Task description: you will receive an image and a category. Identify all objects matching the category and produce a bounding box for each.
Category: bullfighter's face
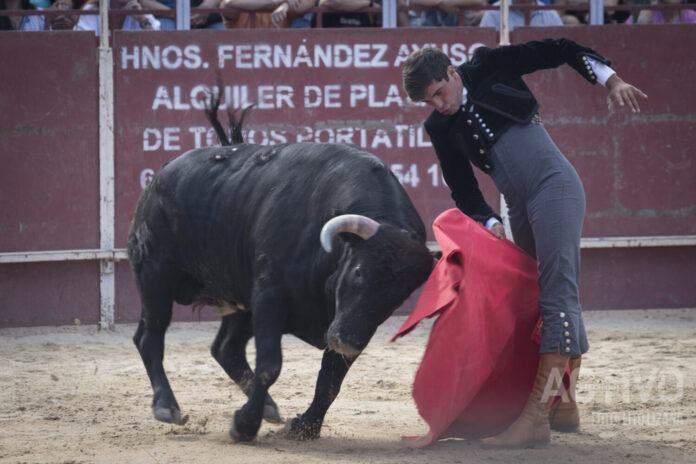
[421,65,464,116]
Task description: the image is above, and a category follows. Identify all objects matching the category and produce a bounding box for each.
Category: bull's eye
[353,266,364,286]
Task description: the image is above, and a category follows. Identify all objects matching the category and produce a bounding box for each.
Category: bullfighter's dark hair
[402,47,452,102]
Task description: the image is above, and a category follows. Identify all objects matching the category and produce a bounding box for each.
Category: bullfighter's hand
[491,222,506,240]
[606,74,648,113]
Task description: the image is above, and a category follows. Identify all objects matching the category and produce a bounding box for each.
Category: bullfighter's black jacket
[424,38,611,224]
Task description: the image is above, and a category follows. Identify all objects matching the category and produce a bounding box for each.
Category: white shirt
[18,7,48,31]
[19,4,160,33]
[75,3,160,35]
[480,0,563,31]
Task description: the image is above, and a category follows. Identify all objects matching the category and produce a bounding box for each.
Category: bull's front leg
[229,285,284,442]
[211,313,282,424]
[285,349,357,440]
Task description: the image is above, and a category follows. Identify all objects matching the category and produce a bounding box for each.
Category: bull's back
[128,142,424,303]
[149,142,412,237]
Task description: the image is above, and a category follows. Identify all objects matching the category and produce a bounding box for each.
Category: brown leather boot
[481,353,569,449]
[549,356,581,432]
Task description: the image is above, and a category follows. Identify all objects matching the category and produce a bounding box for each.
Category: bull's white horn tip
[321,239,333,253]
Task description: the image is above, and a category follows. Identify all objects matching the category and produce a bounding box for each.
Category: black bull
[127,141,434,441]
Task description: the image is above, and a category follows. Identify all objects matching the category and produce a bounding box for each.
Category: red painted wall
[1,27,694,327]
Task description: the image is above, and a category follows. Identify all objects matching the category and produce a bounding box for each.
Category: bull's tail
[203,71,255,146]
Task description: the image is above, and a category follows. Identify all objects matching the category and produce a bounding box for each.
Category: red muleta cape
[392,209,544,447]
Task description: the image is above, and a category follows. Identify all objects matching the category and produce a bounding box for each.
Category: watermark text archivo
[580,367,685,404]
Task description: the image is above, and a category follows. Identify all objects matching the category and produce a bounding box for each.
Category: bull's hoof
[153,405,188,425]
[229,426,256,443]
[263,403,283,424]
[284,415,321,441]
[229,409,258,442]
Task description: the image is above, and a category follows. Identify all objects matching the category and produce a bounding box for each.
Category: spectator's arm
[289,0,315,15]
[408,0,444,5]
[269,0,314,26]
[139,0,171,10]
[223,0,286,10]
[396,0,409,27]
[318,0,372,12]
[191,0,221,27]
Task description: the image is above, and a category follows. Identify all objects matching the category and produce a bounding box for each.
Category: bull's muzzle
[326,331,362,359]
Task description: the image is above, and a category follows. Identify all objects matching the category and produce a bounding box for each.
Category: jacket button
[479,149,485,155]
[484,164,491,170]
[466,119,472,125]
[473,134,479,140]
[488,133,494,138]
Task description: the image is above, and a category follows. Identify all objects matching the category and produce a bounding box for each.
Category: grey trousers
[489,122,589,356]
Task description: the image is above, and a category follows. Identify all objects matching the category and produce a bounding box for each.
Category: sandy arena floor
[1,308,695,464]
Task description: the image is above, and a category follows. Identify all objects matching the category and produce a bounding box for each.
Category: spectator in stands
[397,0,488,27]
[1,0,79,30]
[479,0,563,29]
[0,0,34,30]
[290,10,312,27]
[557,0,629,25]
[221,0,314,28]
[626,0,696,23]
[75,0,160,33]
[314,0,381,27]
[140,0,225,29]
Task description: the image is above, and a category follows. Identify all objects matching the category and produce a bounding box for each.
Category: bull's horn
[320,214,380,252]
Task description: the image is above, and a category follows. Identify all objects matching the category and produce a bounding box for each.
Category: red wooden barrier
[0,32,101,327]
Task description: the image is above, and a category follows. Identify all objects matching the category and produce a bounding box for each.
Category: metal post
[499,0,510,45]
[99,0,116,330]
[176,0,190,30]
[382,0,397,28]
[589,0,604,25]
